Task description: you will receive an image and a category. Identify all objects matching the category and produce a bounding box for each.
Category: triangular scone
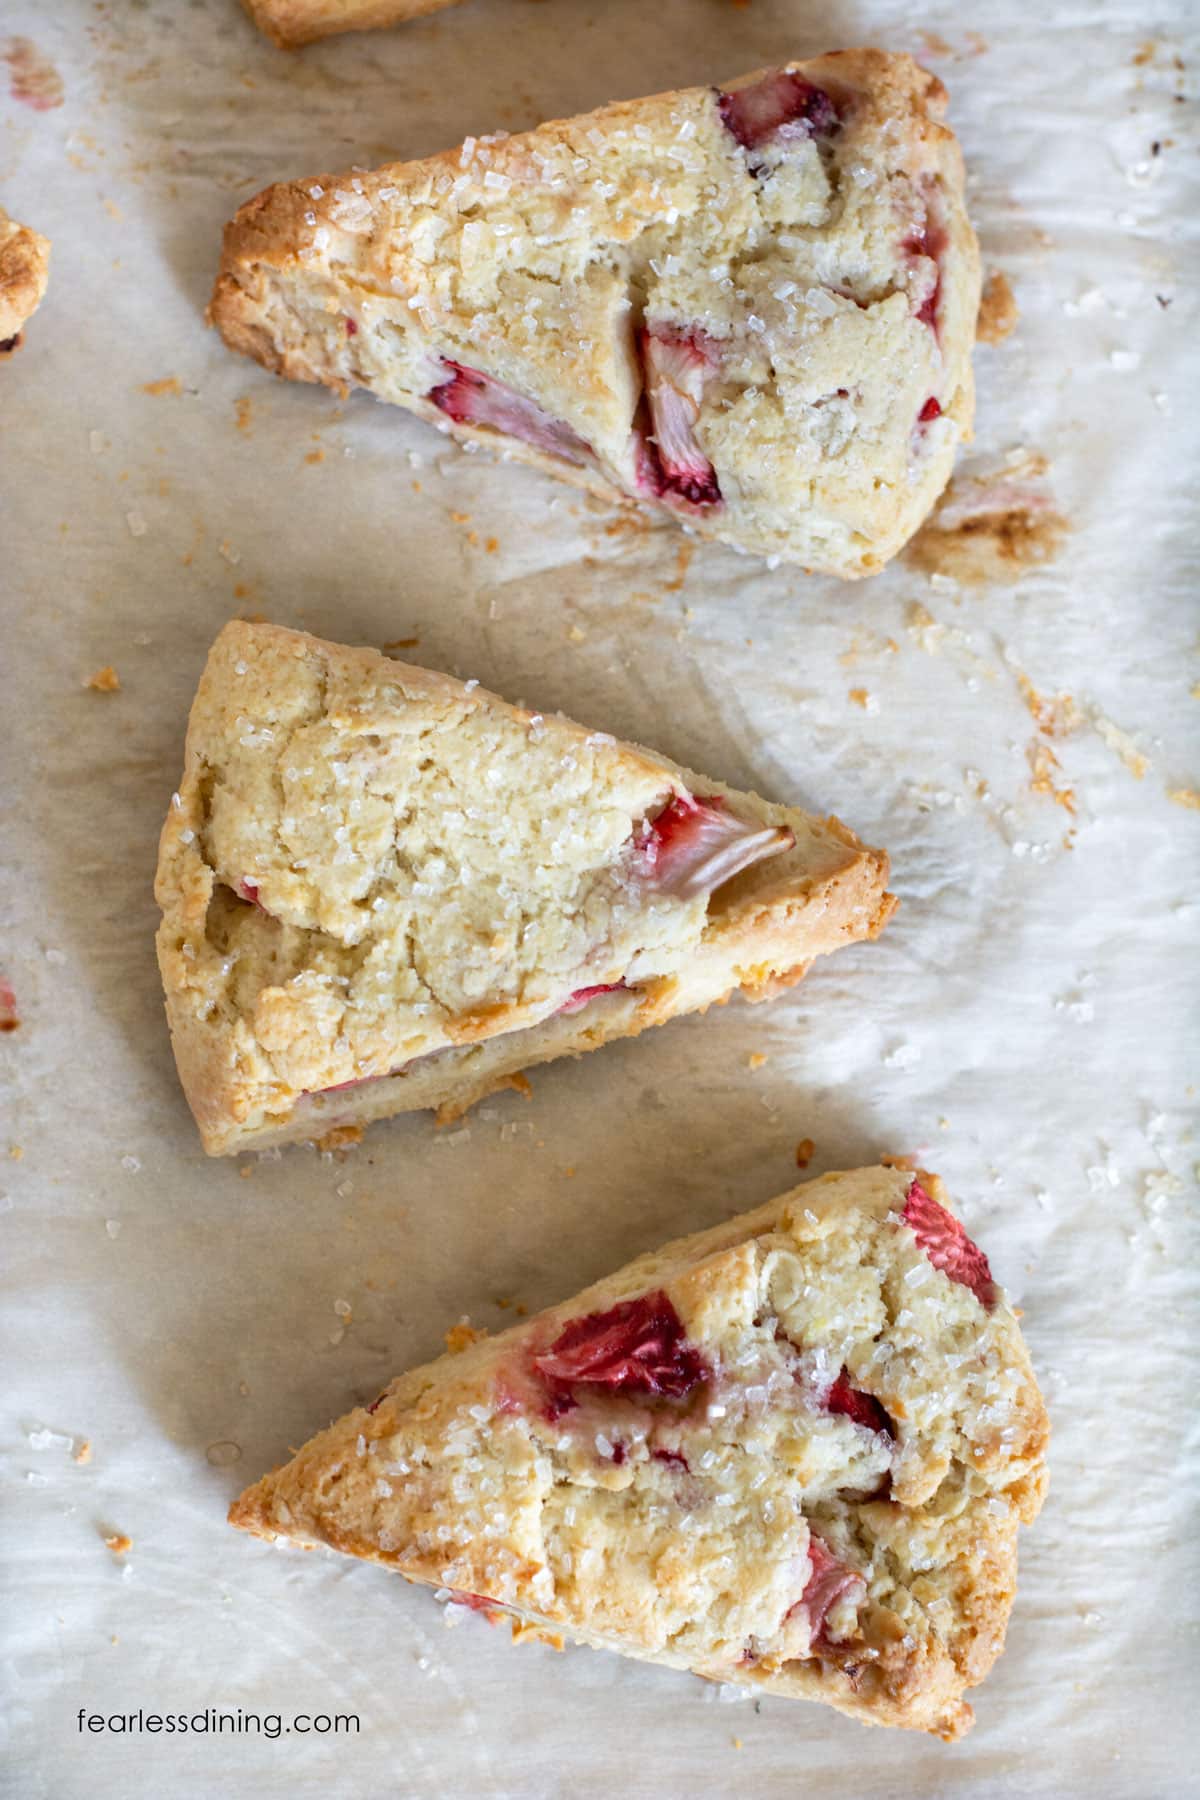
[0,209,50,355]
[242,0,464,50]
[231,1167,1048,1738]
[155,623,893,1154]
[209,51,979,577]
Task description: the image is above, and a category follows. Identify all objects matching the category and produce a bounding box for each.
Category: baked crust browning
[230,1167,1048,1738]
[209,51,980,576]
[0,209,50,354]
[154,623,893,1152]
[242,0,465,49]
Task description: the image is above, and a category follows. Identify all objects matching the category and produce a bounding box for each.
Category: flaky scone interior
[231,1167,1048,1738]
[154,623,893,1154]
[209,51,979,577]
[0,209,50,355]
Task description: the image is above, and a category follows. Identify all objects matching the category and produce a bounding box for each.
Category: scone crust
[242,0,463,48]
[230,1167,1048,1739]
[155,622,893,1152]
[0,210,50,350]
[209,50,979,576]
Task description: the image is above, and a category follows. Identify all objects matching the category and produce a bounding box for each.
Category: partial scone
[209,52,979,577]
[155,623,892,1155]
[231,1166,1048,1738]
[242,0,465,49]
[0,209,50,355]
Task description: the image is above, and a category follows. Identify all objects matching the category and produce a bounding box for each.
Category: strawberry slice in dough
[718,69,840,151]
[429,360,590,466]
[533,1290,708,1400]
[826,1369,895,1438]
[799,1534,867,1647]
[902,1180,996,1310]
[636,327,722,506]
[639,794,794,900]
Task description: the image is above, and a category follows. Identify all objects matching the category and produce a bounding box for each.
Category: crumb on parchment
[795,1138,815,1169]
[85,666,120,692]
[103,1533,132,1556]
[444,1320,487,1355]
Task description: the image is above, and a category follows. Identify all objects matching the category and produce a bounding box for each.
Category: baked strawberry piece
[229,1166,1047,1737]
[209,50,979,577]
[155,622,893,1154]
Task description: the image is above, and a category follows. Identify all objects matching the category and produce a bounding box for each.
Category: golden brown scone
[209,52,980,576]
[154,622,894,1154]
[0,209,50,355]
[241,0,464,48]
[231,1166,1048,1738]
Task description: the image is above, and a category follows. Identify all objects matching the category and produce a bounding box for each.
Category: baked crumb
[141,376,182,397]
[795,1138,815,1169]
[907,457,1067,584]
[103,1533,132,1556]
[1028,742,1076,815]
[747,1051,768,1070]
[85,665,121,693]
[314,1123,364,1152]
[74,1439,92,1464]
[976,272,1018,344]
[444,1320,487,1355]
[1167,786,1200,810]
[8,1143,22,1160]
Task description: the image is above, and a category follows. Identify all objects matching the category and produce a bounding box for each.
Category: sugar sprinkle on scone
[209,51,979,577]
[0,208,50,356]
[241,0,466,50]
[230,1166,1047,1738]
[155,623,894,1154]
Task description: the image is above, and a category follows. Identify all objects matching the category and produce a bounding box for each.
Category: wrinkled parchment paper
[2,1,1197,1794]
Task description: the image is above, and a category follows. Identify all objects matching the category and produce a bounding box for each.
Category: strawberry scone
[0,209,50,356]
[209,52,979,577]
[241,0,465,48]
[230,1166,1048,1737]
[155,622,893,1154]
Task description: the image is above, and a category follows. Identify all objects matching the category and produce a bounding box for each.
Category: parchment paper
[2,1,1197,1794]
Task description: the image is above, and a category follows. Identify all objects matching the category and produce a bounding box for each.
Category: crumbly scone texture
[242,0,463,48]
[231,1166,1048,1738]
[155,623,893,1153]
[0,209,50,350]
[209,50,979,576]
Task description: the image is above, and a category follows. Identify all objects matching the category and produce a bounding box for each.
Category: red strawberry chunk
[797,1534,866,1647]
[533,1290,708,1399]
[826,1368,894,1438]
[556,981,628,1016]
[345,317,358,336]
[904,206,948,335]
[235,877,266,908]
[651,1447,690,1472]
[718,70,839,151]
[428,360,589,465]
[638,793,794,900]
[918,396,942,424]
[902,1180,996,1310]
[636,326,722,507]
[0,976,19,1032]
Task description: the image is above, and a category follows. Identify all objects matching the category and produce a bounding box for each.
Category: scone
[209,52,979,577]
[242,0,465,49]
[155,622,893,1154]
[0,209,50,355]
[230,1166,1048,1738]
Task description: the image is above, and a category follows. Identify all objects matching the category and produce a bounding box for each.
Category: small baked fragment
[241,0,464,48]
[209,51,979,577]
[0,209,50,355]
[230,1166,1048,1737]
[154,622,893,1154]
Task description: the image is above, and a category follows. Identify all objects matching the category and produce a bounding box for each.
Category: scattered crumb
[383,637,420,652]
[313,1123,363,1152]
[976,271,1018,345]
[140,376,181,398]
[0,978,20,1031]
[917,29,953,56]
[881,1153,918,1172]
[444,1320,487,1355]
[485,536,499,553]
[848,687,878,713]
[74,1439,92,1465]
[747,1052,768,1070]
[1132,41,1155,65]
[1028,742,1077,815]
[9,1144,22,1160]
[304,448,325,464]
[732,1737,744,1750]
[449,510,472,524]
[567,624,587,644]
[1167,787,1200,810]
[238,1163,254,1179]
[1016,673,1081,739]
[3,37,64,111]
[235,396,253,433]
[795,1138,815,1169]
[1092,713,1149,780]
[84,665,121,693]
[103,1533,132,1556]
[908,455,1067,584]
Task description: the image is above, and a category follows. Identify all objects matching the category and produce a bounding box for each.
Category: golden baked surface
[210,51,979,576]
[242,0,464,50]
[231,1166,1048,1738]
[0,209,50,352]
[155,623,893,1152]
